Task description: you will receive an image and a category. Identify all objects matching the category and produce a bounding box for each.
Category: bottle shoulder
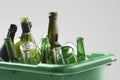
[14,37,21,44]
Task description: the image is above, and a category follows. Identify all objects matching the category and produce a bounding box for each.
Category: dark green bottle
[47,12,61,64]
[77,37,86,61]
[0,24,17,61]
[14,17,35,62]
[5,37,17,62]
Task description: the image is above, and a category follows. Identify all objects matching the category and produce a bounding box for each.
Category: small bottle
[4,37,17,62]
[14,17,35,62]
[47,12,61,64]
[53,47,65,64]
[76,37,86,61]
[62,45,77,64]
[0,24,17,61]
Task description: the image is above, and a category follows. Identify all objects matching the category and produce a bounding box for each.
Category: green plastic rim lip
[0,52,116,75]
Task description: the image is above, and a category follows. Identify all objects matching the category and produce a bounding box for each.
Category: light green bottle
[14,17,36,62]
[76,37,86,62]
[47,12,61,64]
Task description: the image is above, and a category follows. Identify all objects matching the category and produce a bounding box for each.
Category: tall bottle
[76,37,86,61]
[14,17,35,62]
[47,12,61,64]
[0,24,17,61]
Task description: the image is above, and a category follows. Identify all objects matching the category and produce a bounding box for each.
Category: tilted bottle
[47,12,61,64]
[14,17,36,62]
[0,24,17,61]
[40,34,50,63]
[62,45,77,64]
[76,37,86,61]
[4,37,17,62]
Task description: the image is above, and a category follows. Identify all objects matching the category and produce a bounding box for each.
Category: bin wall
[0,67,105,80]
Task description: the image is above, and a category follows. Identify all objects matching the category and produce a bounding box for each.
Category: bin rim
[0,52,116,75]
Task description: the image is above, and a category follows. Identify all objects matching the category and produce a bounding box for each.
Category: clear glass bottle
[53,47,65,64]
[20,42,41,65]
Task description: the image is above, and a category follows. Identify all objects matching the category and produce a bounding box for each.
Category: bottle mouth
[20,18,31,33]
[49,12,57,19]
[77,37,84,42]
[9,24,17,32]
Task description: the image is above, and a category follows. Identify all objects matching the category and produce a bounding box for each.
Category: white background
[0,0,119,80]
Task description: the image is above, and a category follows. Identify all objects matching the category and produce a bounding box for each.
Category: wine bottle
[14,17,35,62]
[76,37,86,61]
[15,17,41,64]
[47,12,61,64]
[0,24,17,61]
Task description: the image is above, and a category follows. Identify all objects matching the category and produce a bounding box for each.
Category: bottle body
[14,33,35,62]
[5,37,17,62]
[62,46,77,64]
[53,47,65,64]
[20,42,41,65]
[77,37,86,61]
[40,34,50,63]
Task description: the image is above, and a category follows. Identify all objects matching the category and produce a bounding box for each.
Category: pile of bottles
[0,12,86,65]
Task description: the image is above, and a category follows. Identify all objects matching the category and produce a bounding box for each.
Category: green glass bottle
[40,34,50,63]
[62,46,77,64]
[76,37,86,61]
[47,12,61,64]
[5,37,17,62]
[14,17,35,62]
[0,24,17,61]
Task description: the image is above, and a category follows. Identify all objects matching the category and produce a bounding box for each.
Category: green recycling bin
[0,52,115,80]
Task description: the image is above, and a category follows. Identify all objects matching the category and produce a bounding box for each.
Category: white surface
[0,0,119,80]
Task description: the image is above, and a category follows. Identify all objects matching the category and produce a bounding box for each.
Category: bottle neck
[20,20,34,42]
[7,29,16,42]
[21,32,34,42]
[48,17,59,43]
